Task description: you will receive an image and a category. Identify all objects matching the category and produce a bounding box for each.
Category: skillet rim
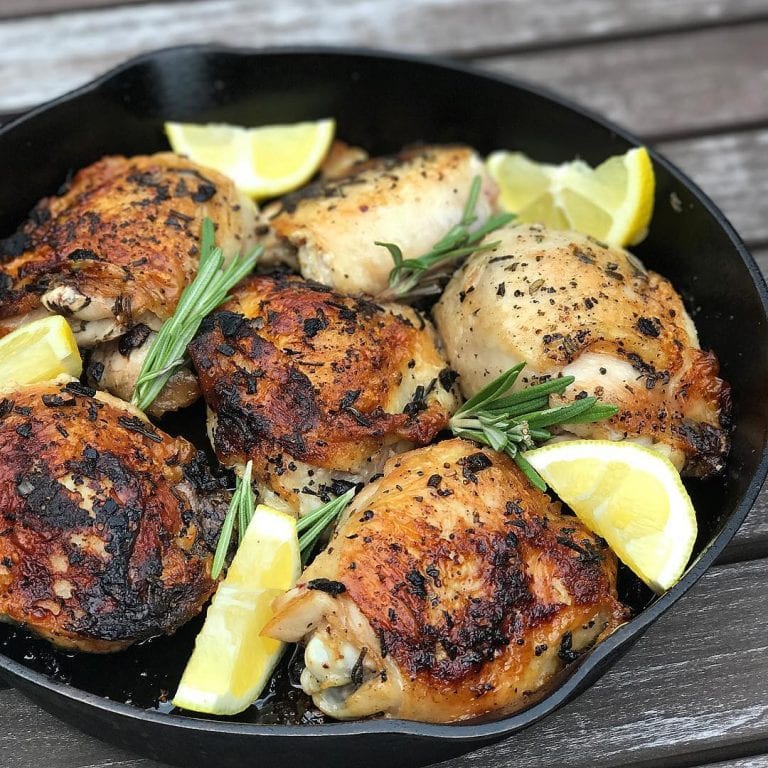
[0,42,766,744]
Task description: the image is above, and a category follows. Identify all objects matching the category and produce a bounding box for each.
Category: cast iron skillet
[0,45,766,768]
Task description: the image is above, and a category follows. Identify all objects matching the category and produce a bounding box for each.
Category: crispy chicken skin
[0,152,257,346]
[188,274,459,516]
[262,145,496,296]
[264,438,627,722]
[433,225,731,477]
[0,377,227,652]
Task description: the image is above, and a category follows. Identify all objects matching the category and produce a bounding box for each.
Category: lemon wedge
[524,440,696,592]
[173,504,302,715]
[165,119,335,200]
[486,147,655,246]
[0,315,82,388]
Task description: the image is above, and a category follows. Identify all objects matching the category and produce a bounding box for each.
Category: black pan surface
[0,45,766,768]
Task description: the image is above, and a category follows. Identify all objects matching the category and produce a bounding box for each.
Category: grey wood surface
[1,1,768,112]
[485,22,768,140]
[1,1,767,767]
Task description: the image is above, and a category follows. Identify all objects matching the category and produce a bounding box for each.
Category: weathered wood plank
[484,21,768,139]
[0,0,166,21]
[700,758,768,768]
[752,247,768,274]
[1,1,768,116]
[2,557,768,768]
[724,482,768,564]
[657,129,768,246]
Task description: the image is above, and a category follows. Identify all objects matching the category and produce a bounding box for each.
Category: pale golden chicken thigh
[264,438,627,722]
[188,274,459,516]
[433,225,731,477]
[262,145,496,296]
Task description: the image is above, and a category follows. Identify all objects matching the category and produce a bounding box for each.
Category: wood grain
[3,0,767,41]
[657,129,768,247]
[0,0,165,20]
[484,22,768,139]
[1,4,767,768]
[752,247,768,273]
[725,484,768,564]
[2,557,767,768]
[0,1,767,119]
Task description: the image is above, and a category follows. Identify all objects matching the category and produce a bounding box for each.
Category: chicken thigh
[86,324,200,419]
[0,152,256,344]
[188,274,459,516]
[0,377,227,652]
[262,145,496,296]
[264,438,627,722]
[0,152,257,413]
[433,225,731,477]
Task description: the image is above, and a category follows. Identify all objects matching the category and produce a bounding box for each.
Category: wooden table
[1,2,767,766]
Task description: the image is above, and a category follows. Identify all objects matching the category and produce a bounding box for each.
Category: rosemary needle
[375,175,515,301]
[296,488,356,564]
[449,363,618,491]
[131,217,261,412]
[212,460,254,580]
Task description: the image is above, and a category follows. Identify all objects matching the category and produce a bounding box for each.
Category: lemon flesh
[0,315,82,388]
[173,504,302,715]
[165,119,335,200]
[524,440,697,592]
[486,147,655,247]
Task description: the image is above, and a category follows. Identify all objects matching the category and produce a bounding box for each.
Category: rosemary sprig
[131,217,261,412]
[212,461,255,579]
[211,473,355,579]
[296,488,355,564]
[375,175,515,301]
[449,363,618,491]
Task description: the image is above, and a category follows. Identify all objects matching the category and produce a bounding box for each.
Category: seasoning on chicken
[264,438,627,722]
[0,153,257,412]
[433,224,731,477]
[0,376,227,652]
[261,145,497,296]
[187,274,459,516]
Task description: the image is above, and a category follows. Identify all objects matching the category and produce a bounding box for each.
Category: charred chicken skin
[0,152,257,414]
[264,438,627,722]
[0,377,227,652]
[188,274,459,516]
[433,225,731,477]
[262,145,496,296]
[0,152,256,345]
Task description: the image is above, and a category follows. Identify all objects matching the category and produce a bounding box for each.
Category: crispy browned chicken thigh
[264,438,627,722]
[0,152,257,413]
[0,377,227,652]
[433,225,731,477]
[262,145,496,296]
[188,274,459,516]
[0,152,256,344]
